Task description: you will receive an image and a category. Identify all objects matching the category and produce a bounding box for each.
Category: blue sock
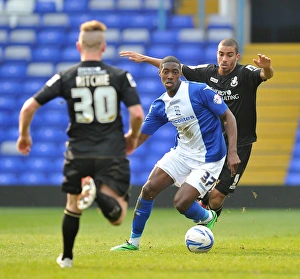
[183,201,209,223]
[130,196,154,238]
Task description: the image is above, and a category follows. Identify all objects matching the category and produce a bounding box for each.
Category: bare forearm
[142,55,162,68]
[19,98,39,136]
[261,66,274,80]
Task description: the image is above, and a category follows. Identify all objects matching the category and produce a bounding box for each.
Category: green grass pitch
[0,207,300,279]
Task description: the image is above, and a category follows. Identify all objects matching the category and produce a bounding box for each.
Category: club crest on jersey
[230,76,238,87]
[213,94,222,104]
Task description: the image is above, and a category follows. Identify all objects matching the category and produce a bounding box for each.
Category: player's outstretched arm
[119,51,162,68]
[253,54,274,80]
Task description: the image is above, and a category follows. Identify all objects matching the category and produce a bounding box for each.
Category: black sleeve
[33,74,63,105]
[182,64,209,83]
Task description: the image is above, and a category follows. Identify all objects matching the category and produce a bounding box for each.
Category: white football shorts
[156,148,225,198]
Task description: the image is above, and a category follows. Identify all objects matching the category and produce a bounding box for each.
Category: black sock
[210,205,223,217]
[95,192,122,222]
[201,191,210,206]
[62,209,81,260]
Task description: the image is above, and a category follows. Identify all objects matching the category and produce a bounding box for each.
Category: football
[185,225,214,253]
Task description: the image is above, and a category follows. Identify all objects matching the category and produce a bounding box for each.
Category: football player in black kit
[119,38,274,220]
[17,20,144,268]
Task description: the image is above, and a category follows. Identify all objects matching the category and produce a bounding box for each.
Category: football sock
[62,209,81,259]
[129,196,154,247]
[211,205,223,217]
[200,191,210,206]
[183,201,209,223]
[95,192,122,222]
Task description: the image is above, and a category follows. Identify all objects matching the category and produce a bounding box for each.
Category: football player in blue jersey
[119,39,274,218]
[110,55,240,251]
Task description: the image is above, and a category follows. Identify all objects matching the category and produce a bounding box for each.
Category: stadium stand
[1,0,298,187]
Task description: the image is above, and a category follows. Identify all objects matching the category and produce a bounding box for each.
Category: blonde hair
[78,20,107,51]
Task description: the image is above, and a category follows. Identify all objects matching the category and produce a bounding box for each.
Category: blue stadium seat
[167,15,195,29]
[25,157,53,172]
[68,14,94,29]
[120,14,158,30]
[30,142,61,157]
[31,46,61,62]
[36,29,66,46]
[34,0,57,14]
[0,173,19,185]
[62,0,89,13]
[151,30,179,44]
[115,61,142,79]
[203,44,218,64]
[136,78,164,95]
[0,79,21,95]
[0,156,23,172]
[0,61,27,77]
[0,95,17,111]
[33,127,68,143]
[18,172,48,185]
[61,46,80,62]
[99,14,122,29]
[47,172,64,186]
[175,44,206,65]
[146,44,176,60]
[23,77,47,95]
[140,63,160,78]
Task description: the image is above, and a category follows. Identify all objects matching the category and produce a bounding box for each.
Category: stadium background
[0,0,299,207]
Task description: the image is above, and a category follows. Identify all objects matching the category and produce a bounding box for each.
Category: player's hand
[124,132,139,155]
[253,54,271,68]
[16,135,32,155]
[119,51,145,63]
[226,152,241,177]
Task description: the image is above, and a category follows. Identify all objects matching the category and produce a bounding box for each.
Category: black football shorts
[62,157,130,198]
[215,144,252,195]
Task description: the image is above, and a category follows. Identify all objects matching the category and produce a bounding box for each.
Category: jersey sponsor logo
[214,89,240,101]
[230,76,238,87]
[46,74,60,87]
[213,94,222,104]
[210,77,218,83]
[77,66,107,75]
[126,73,137,87]
[171,115,195,124]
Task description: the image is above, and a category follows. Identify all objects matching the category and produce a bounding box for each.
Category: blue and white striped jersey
[141,81,228,162]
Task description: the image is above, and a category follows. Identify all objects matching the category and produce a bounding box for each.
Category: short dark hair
[160,56,181,69]
[219,38,239,54]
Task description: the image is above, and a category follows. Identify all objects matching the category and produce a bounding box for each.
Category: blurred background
[0,0,299,200]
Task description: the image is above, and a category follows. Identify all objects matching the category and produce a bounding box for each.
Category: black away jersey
[182,64,264,147]
[34,61,141,158]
